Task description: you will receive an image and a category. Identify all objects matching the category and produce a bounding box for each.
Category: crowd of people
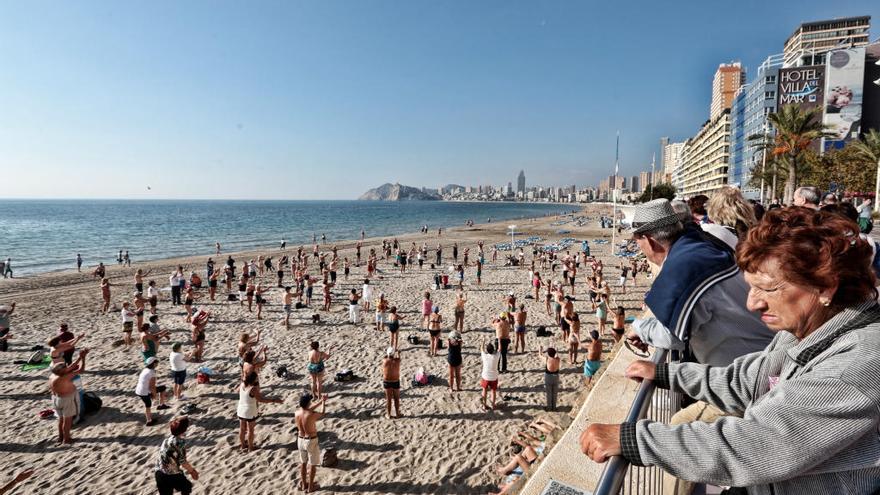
[581,186,880,495]
[0,216,636,494]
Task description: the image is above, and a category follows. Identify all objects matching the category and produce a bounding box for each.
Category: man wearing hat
[381,346,402,419]
[625,198,774,495]
[135,356,170,426]
[0,302,15,352]
[626,198,772,367]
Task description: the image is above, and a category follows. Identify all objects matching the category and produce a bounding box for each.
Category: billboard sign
[823,47,866,151]
[778,65,825,111]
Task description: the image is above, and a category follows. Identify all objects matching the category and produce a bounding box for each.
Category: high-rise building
[630,175,640,194]
[516,170,526,195]
[639,171,652,193]
[711,62,746,120]
[783,16,871,68]
[680,109,732,197]
[729,54,783,200]
[659,137,669,174]
[663,141,685,190]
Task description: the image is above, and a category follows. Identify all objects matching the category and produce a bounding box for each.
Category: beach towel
[21,355,51,372]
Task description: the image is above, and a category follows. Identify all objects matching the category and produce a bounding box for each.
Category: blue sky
[1,1,878,199]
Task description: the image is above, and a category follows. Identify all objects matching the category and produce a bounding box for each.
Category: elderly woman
[581,207,880,494]
[703,186,758,249]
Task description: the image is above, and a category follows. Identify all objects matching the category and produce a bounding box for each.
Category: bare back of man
[382,352,402,418]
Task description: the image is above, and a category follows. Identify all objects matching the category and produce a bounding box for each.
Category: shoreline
[0,202,579,279]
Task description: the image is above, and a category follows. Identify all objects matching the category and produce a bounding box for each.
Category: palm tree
[767,104,833,204]
[850,129,880,212]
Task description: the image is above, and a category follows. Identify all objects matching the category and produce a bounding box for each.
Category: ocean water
[0,200,572,276]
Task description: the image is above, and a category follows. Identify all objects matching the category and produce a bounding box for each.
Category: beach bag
[0,339,6,352]
[27,350,45,365]
[535,326,553,337]
[275,366,289,379]
[295,302,306,309]
[227,293,238,301]
[407,334,419,345]
[335,369,355,382]
[321,448,338,467]
[196,372,210,384]
[82,391,102,414]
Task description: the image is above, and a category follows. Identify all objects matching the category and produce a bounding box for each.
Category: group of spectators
[580,186,880,495]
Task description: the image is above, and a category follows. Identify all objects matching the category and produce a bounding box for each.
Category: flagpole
[611,131,619,257]
[650,152,656,201]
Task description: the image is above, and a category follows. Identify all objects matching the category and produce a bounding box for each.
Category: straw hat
[631,199,683,235]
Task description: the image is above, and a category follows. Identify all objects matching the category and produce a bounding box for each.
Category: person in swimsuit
[428,306,443,357]
[50,349,89,444]
[447,331,463,392]
[611,306,626,343]
[382,347,402,419]
[237,274,247,307]
[375,293,389,332]
[147,281,159,314]
[544,280,554,316]
[566,313,581,365]
[237,371,282,452]
[120,301,136,346]
[100,278,112,314]
[453,292,466,333]
[387,307,402,349]
[254,283,265,320]
[141,323,170,364]
[532,272,542,300]
[190,309,209,362]
[539,346,561,411]
[348,289,360,324]
[281,286,293,328]
[343,257,350,280]
[245,279,255,312]
[583,330,602,384]
[307,342,331,397]
[513,304,528,353]
[474,258,483,286]
[48,331,84,367]
[295,393,327,493]
[456,264,465,290]
[183,286,197,323]
[420,292,433,330]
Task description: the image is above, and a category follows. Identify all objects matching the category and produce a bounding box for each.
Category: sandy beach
[0,204,648,495]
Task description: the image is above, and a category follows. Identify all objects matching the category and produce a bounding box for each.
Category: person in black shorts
[387,307,402,349]
[446,331,463,392]
[381,347,402,419]
[135,357,170,426]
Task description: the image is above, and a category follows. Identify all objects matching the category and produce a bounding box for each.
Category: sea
[0,200,572,276]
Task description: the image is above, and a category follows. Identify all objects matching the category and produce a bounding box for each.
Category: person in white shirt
[121,302,136,346]
[147,281,160,314]
[169,271,182,306]
[169,343,189,400]
[135,357,169,426]
[361,279,373,311]
[479,339,501,410]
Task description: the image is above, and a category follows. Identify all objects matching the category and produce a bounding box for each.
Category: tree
[801,146,874,197]
[767,104,834,204]
[637,183,676,203]
[849,129,880,205]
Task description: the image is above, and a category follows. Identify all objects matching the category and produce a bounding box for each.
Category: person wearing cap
[49,348,89,444]
[0,303,16,352]
[381,347,402,419]
[135,356,171,426]
[492,313,511,373]
[626,198,772,367]
[295,392,327,493]
[446,331,463,392]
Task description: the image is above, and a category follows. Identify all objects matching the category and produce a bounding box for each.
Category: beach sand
[0,205,648,494]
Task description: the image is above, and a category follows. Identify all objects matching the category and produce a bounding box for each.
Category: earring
[820,298,831,307]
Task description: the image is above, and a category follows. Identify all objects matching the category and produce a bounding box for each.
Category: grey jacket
[621,300,880,495]
[632,273,774,367]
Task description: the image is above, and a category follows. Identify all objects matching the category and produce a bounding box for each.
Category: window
[764,91,775,100]
[764,75,776,84]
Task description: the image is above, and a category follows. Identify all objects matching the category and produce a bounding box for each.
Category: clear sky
[1,1,878,200]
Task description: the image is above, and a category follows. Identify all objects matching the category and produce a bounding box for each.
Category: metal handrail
[593,348,669,495]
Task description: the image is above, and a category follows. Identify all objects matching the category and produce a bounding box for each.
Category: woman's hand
[625,360,656,382]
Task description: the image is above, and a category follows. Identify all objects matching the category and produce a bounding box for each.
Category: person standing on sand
[100,278,112,314]
[539,346,561,411]
[386,307,402,349]
[121,301,136,346]
[428,306,443,357]
[375,293,389,332]
[420,292,432,330]
[295,393,327,493]
[208,269,219,301]
[215,242,221,255]
[513,304,528,353]
[169,343,189,401]
[453,292,466,333]
[237,371,283,452]
[307,342,331,397]
[493,314,511,373]
[479,340,501,410]
[154,416,199,495]
[382,347,402,419]
[583,330,602,385]
[169,269,182,306]
[0,303,15,352]
[136,356,171,426]
[281,287,293,328]
[76,254,83,272]
[361,279,372,311]
[3,258,11,278]
[447,331,463,392]
[93,262,105,279]
[49,348,88,444]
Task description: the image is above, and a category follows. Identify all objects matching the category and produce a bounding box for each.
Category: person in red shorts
[479,339,501,410]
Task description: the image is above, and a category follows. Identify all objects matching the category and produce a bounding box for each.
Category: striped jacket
[621,300,880,495]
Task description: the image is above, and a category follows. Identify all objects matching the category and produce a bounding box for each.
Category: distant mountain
[441,184,466,193]
[358,183,442,201]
